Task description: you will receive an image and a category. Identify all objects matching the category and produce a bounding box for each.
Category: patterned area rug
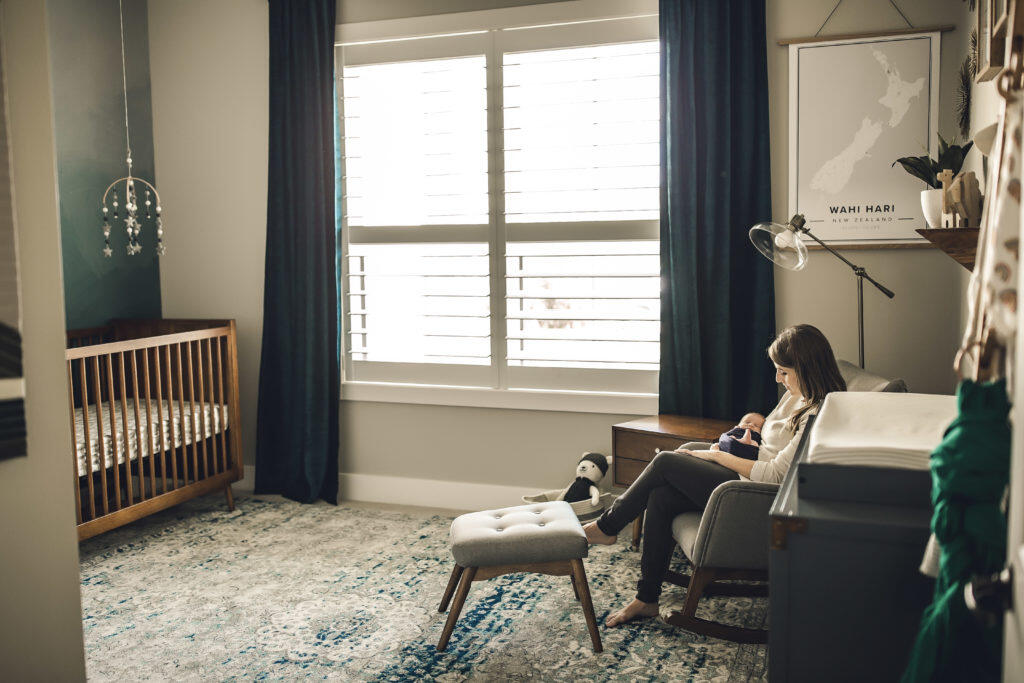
[79,496,768,681]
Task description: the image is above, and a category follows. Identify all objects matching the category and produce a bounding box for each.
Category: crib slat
[214,336,227,474]
[163,344,179,489]
[201,338,216,473]
[151,346,168,492]
[193,340,210,478]
[105,353,122,511]
[68,361,83,524]
[185,341,202,481]
[130,350,146,500]
[175,343,190,485]
[77,358,97,521]
[91,356,110,516]
[118,351,134,506]
[141,348,157,496]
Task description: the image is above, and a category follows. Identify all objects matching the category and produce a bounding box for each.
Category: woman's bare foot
[605,598,660,627]
[583,521,617,545]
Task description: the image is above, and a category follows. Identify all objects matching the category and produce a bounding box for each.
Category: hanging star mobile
[100,0,164,258]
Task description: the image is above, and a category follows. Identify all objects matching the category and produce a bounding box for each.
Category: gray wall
[50,0,162,331]
[0,0,87,678]
[148,0,268,468]
[150,0,975,493]
[768,0,972,395]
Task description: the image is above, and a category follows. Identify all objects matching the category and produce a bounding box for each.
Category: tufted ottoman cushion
[450,501,589,567]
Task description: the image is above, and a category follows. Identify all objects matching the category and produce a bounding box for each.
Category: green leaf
[893,136,975,188]
[892,155,938,188]
[936,140,974,176]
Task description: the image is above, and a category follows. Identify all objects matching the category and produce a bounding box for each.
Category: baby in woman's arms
[674,412,766,461]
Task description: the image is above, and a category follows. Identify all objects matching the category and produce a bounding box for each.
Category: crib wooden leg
[224,484,235,511]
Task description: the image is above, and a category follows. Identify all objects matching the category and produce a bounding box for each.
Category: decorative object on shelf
[788,28,940,245]
[749,214,895,368]
[938,169,983,228]
[99,0,164,258]
[892,134,974,228]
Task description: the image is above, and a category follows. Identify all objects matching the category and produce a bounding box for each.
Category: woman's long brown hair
[768,324,846,429]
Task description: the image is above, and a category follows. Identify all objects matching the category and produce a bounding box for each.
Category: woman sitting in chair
[584,323,845,627]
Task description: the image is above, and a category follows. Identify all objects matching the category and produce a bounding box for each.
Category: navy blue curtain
[255,0,339,503]
[658,0,776,418]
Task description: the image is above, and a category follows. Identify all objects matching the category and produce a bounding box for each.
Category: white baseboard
[339,472,548,511]
[235,465,546,512]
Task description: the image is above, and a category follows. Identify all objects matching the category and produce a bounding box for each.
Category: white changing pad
[806,392,957,470]
[74,399,229,475]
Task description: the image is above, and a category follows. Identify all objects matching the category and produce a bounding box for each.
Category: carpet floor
[79,495,768,681]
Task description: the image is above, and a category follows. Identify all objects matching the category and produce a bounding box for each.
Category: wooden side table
[612,414,735,550]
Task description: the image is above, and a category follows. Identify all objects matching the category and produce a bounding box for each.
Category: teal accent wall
[48,0,161,331]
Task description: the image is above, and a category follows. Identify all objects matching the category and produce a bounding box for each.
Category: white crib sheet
[74,399,229,475]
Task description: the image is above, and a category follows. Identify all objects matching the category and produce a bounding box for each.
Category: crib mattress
[74,399,229,475]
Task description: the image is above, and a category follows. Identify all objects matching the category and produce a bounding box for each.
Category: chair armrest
[690,480,779,570]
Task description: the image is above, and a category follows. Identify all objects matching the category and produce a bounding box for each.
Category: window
[337,6,659,404]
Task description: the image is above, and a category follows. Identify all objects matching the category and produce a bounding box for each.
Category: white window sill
[341,381,657,415]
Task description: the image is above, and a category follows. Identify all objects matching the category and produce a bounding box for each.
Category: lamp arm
[797,225,896,299]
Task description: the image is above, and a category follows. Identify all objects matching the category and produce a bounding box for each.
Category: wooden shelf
[915,228,980,271]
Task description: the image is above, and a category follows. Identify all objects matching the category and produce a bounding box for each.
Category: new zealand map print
[790,33,939,243]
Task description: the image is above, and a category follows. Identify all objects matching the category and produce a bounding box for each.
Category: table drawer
[613,430,695,463]
[614,457,649,487]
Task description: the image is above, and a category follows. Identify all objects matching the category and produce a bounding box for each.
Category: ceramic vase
[921,188,943,228]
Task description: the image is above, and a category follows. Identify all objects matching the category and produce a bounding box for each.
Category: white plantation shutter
[347,243,490,366]
[338,11,660,394]
[502,41,659,223]
[505,241,659,371]
[342,55,488,226]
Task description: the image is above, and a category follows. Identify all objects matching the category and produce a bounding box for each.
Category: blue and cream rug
[79,496,767,681]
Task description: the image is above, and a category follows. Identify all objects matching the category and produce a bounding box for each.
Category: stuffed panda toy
[557,452,609,506]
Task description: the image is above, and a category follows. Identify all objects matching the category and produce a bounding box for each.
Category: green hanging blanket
[902,379,1010,683]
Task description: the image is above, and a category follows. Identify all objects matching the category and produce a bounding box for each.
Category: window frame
[336,0,660,415]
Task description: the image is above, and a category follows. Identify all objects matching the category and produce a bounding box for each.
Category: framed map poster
[789,32,940,245]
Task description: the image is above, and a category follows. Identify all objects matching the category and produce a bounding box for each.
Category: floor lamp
[748,214,895,369]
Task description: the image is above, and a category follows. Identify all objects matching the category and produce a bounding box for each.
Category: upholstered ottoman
[437,501,602,652]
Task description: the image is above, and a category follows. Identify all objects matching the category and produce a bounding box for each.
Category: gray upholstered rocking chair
[661,361,907,643]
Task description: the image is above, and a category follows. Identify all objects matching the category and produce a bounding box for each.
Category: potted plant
[892,134,974,228]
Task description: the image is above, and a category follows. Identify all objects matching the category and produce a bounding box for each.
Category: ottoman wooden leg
[437,566,477,651]
[570,573,581,601]
[570,558,603,653]
[439,565,465,613]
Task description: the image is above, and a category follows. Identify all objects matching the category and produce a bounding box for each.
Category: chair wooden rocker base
[663,567,769,643]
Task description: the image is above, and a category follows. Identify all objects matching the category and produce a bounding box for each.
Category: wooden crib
[66,319,243,540]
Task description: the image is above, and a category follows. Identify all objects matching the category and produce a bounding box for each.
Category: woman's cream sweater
[746,391,814,484]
